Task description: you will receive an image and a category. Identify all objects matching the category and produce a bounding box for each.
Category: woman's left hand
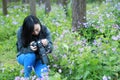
[41,39,48,46]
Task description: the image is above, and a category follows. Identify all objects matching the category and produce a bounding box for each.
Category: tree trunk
[30,0,36,16]
[45,0,51,14]
[2,0,8,15]
[72,0,86,32]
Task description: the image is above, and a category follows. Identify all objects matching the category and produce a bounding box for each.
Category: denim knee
[24,53,36,66]
[17,53,36,66]
[17,54,25,65]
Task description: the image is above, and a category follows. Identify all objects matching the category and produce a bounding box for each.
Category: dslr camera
[31,41,49,64]
[31,41,42,48]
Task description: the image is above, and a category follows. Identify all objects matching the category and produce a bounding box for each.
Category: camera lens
[32,42,37,47]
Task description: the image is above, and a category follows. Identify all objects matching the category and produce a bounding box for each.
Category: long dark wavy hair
[21,15,42,47]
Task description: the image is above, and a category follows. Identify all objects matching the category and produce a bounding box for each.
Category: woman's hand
[41,39,48,46]
[30,41,37,51]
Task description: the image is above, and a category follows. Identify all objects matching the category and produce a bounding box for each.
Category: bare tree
[30,0,36,16]
[45,0,51,14]
[2,0,8,15]
[72,0,86,32]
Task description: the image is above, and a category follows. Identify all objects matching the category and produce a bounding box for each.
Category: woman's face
[32,24,41,36]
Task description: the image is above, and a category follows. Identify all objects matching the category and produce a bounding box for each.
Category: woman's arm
[43,26,53,53]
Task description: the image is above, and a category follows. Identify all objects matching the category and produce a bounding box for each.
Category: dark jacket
[16,25,53,57]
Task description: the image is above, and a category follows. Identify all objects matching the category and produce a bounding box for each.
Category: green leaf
[83,71,90,79]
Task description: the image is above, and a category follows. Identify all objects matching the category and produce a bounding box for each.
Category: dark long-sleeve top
[16,25,53,57]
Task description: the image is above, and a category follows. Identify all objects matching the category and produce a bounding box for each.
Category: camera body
[31,41,49,64]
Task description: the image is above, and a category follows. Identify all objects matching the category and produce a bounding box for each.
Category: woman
[16,15,53,79]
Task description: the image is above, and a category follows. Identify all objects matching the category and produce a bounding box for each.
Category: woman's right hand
[30,41,37,51]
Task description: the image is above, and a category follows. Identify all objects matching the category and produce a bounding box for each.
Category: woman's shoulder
[41,25,47,30]
[17,26,22,32]
[41,25,50,33]
[17,26,22,36]
[42,25,50,31]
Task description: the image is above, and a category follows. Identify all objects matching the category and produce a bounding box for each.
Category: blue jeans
[17,53,48,78]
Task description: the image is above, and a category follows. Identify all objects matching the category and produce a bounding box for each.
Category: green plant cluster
[49,2,120,80]
[0,1,120,80]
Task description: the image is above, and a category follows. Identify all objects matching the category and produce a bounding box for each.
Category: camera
[31,41,49,64]
[31,41,42,48]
